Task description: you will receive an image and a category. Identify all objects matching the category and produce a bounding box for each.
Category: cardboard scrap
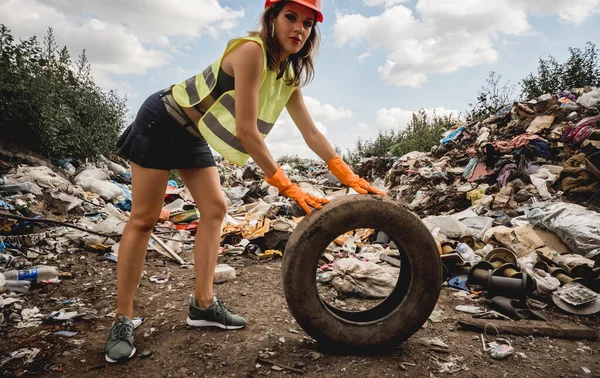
[493,185,518,209]
[536,247,555,259]
[485,224,545,257]
[526,115,555,134]
[533,229,571,255]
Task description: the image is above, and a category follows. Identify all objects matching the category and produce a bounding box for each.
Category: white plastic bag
[577,88,600,108]
[75,168,122,200]
[518,255,560,295]
[330,258,396,298]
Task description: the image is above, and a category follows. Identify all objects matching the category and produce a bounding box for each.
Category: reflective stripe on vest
[172,36,296,166]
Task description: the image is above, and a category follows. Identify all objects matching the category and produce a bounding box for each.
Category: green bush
[0,25,126,161]
[389,110,456,157]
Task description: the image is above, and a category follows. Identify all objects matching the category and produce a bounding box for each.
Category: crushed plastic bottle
[456,243,482,266]
[2,266,59,282]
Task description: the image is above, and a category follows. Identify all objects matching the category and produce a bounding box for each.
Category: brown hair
[249,0,320,87]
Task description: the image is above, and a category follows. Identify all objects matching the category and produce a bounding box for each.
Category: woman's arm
[228,41,278,178]
[287,88,387,196]
[285,88,337,161]
[227,42,329,213]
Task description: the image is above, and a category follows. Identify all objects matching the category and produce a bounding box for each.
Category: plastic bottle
[5,280,31,293]
[0,273,5,294]
[456,243,475,260]
[2,266,59,282]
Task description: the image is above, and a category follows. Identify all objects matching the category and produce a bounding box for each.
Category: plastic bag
[482,326,514,360]
[488,339,514,359]
[75,168,122,200]
[330,258,396,298]
[528,165,563,200]
[523,202,600,256]
[577,88,600,108]
[518,255,561,295]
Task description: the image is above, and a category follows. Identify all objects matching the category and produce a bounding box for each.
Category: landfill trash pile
[0,86,599,373]
[354,87,600,217]
[350,86,600,321]
[0,147,368,343]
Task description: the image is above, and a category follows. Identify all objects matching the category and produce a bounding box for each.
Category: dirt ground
[1,248,599,378]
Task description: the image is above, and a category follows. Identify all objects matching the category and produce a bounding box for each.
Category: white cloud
[376,107,460,131]
[265,117,314,158]
[0,0,244,89]
[334,0,600,87]
[514,0,600,24]
[303,96,353,121]
[358,51,372,62]
[264,97,351,158]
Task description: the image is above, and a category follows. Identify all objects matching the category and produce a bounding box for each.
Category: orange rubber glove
[327,156,388,196]
[265,166,329,214]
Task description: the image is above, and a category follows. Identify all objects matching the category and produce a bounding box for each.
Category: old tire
[282,195,441,351]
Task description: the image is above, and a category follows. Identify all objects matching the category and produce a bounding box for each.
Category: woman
[105,0,385,363]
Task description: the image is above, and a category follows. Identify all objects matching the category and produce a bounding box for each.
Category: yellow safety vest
[172,36,297,166]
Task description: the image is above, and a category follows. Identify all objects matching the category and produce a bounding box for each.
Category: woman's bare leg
[177,166,227,308]
[116,162,171,318]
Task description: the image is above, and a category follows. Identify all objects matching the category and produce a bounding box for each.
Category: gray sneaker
[105,314,136,363]
[187,296,246,330]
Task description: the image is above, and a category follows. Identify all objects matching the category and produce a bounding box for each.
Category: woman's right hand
[265,166,329,214]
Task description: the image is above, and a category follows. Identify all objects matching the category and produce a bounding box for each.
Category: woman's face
[273,2,315,57]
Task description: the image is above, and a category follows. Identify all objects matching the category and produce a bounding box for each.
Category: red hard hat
[265,0,323,23]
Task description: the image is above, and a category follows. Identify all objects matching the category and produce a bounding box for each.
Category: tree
[467,71,515,121]
[521,42,600,99]
[334,145,342,156]
[344,130,401,166]
[344,110,458,166]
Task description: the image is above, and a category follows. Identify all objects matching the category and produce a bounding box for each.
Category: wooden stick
[150,233,185,265]
[256,358,304,375]
[0,211,120,238]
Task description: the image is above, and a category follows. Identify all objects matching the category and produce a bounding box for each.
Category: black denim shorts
[116,90,216,170]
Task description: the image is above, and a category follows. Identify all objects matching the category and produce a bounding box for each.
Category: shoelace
[213,300,232,328]
[111,320,133,343]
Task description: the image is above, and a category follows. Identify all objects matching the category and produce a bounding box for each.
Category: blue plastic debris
[441,127,465,145]
[448,274,469,291]
[0,200,14,211]
[495,104,512,116]
[54,331,78,337]
[113,182,132,212]
[104,252,117,263]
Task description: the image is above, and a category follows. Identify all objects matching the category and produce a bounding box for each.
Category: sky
[2,0,600,159]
